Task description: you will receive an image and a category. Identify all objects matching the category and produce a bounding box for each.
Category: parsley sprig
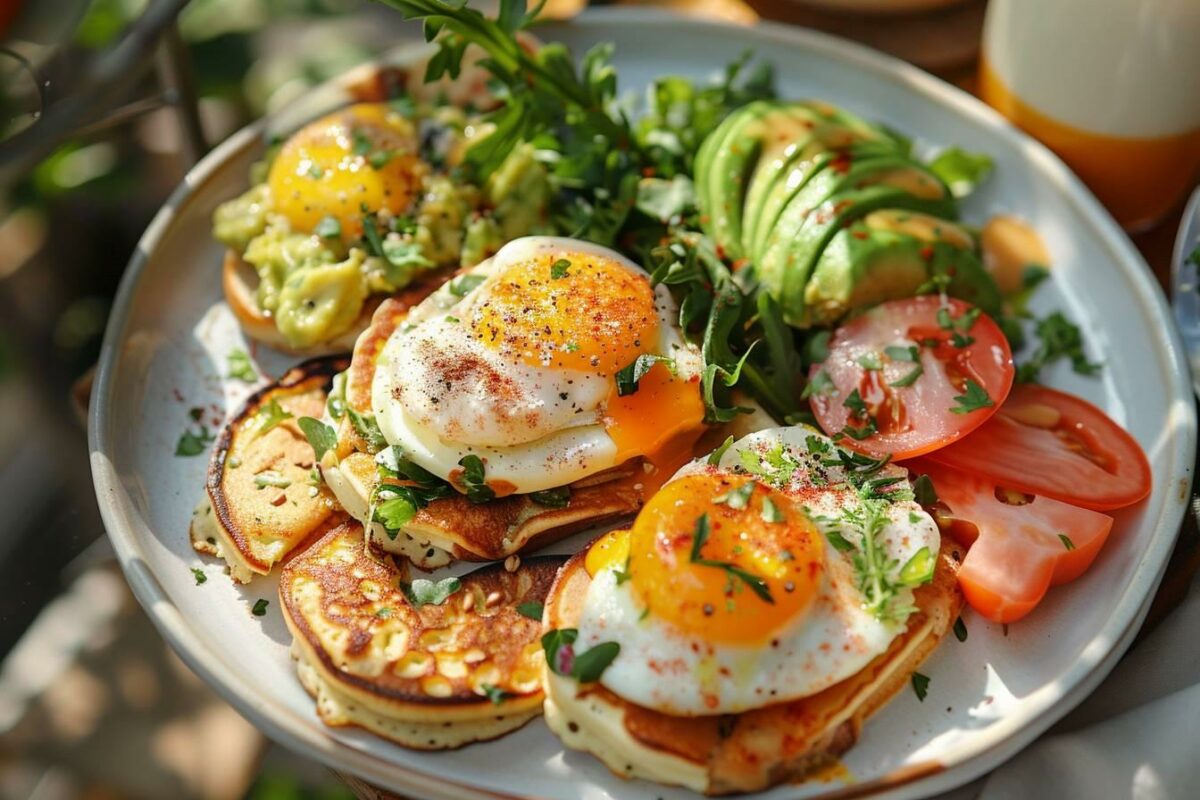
[1016,311,1102,383]
[689,514,774,604]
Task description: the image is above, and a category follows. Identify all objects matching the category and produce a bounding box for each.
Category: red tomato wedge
[927,384,1151,511]
[911,459,1114,623]
[807,297,1014,460]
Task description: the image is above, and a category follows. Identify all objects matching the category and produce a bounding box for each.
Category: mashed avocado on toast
[212,101,551,350]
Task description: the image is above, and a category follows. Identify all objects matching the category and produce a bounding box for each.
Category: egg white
[575,425,940,716]
[372,236,701,495]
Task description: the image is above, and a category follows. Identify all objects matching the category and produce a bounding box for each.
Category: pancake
[542,542,964,795]
[189,356,349,582]
[324,450,646,569]
[323,284,670,569]
[279,520,566,749]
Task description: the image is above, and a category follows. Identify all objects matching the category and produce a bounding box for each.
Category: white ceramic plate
[89,9,1196,799]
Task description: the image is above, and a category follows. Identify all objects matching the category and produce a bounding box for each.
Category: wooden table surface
[343,2,1199,796]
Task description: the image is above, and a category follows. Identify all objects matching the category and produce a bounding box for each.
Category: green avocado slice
[744,138,902,266]
[741,105,895,261]
[694,100,776,258]
[757,156,956,326]
[696,101,829,261]
[801,210,1001,327]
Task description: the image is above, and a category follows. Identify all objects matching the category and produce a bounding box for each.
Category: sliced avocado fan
[757,154,958,326]
[694,100,1000,328]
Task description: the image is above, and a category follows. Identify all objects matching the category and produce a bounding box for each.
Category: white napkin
[964,569,1200,800]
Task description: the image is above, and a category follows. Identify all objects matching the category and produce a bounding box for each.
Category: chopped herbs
[191,568,207,586]
[842,389,877,438]
[801,369,835,399]
[347,407,388,452]
[175,426,214,457]
[449,273,486,297]
[825,530,856,553]
[516,602,544,621]
[370,447,456,538]
[857,352,883,371]
[761,496,785,523]
[541,628,621,683]
[226,348,257,382]
[738,443,801,489]
[884,345,919,362]
[911,671,930,701]
[298,417,338,462]
[950,380,994,414]
[315,215,342,239]
[253,471,291,489]
[689,514,774,604]
[1016,311,1102,383]
[708,435,734,466]
[251,599,269,617]
[374,494,420,532]
[571,641,622,683]
[402,577,462,608]
[375,607,393,619]
[351,128,373,156]
[253,398,293,438]
[326,373,347,421]
[1059,533,1076,551]
[889,364,924,388]
[912,474,937,507]
[714,481,755,509]
[368,149,395,169]
[481,683,513,705]
[928,147,993,198]
[953,616,968,642]
[615,354,676,396]
[456,455,495,504]
[550,258,571,279]
[613,555,632,585]
[530,486,571,508]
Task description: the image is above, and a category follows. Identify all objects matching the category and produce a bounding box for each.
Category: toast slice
[222,250,452,356]
[542,542,964,794]
[279,520,566,749]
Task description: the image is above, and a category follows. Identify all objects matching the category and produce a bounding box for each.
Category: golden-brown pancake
[190,355,349,582]
[279,520,566,749]
[325,450,646,569]
[541,543,964,795]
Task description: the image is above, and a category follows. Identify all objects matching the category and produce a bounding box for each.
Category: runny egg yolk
[467,252,706,467]
[267,103,423,239]
[615,474,823,645]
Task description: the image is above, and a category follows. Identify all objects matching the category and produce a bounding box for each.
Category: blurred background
[0,1,1191,798]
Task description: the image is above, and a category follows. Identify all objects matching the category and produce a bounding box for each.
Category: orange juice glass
[980,0,1200,231]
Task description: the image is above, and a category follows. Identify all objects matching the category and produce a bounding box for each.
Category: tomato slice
[926,384,1151,511]
[807,297,1014,460]
[910,459,1114,623]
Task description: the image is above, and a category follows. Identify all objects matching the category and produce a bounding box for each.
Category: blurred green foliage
[244,770,356,800]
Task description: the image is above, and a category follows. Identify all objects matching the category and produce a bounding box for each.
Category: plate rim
[88,8,1197,799]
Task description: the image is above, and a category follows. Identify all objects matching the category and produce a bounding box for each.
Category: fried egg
[575,426,940,716]
[267,103,425,239]
[371,237,705,495]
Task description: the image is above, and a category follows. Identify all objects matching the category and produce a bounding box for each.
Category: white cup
[981,0,1200,231]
